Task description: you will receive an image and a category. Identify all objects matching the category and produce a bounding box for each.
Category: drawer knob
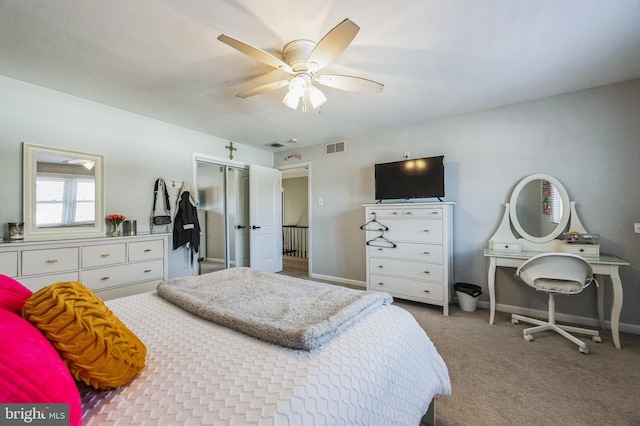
[423,271,431,275]
[392,212,398,215]
[377,283,384,286]
[431,211,438,215]
[423,251,430,255]
[423,229,430,233]
[405,212,412,215]
[377,265,383,268]
[377,248,383,251]
[144,269,152,273]
[46,259,58,264]
[101,276,110,281]
[144,249,152,252]
[424,290,431,293]
[101,253,110,257]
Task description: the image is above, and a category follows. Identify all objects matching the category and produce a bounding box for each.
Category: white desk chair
[511,252,601,354]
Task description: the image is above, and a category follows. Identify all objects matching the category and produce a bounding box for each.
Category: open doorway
[280,164,310,278]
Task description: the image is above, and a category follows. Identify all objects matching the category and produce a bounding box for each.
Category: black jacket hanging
[173,182,200,260]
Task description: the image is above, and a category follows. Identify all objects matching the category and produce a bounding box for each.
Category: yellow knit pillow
[22,281,146,390]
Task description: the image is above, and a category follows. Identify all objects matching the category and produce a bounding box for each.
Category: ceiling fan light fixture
[288,76,306,97]
[308,85,327,109]
[283,90,300,110]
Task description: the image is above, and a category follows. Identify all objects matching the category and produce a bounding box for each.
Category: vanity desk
[485,174,629,349]
[484,249,629,349]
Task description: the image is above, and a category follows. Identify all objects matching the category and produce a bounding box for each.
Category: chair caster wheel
[523,334,533,342]
[579,346,589,355]
[511,318,519,324]
[592,336,602,343]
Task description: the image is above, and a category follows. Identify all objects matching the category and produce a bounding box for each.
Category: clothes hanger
[359,212,389,231]
[366,233,397,248]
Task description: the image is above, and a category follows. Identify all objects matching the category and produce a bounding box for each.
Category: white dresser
[0,234,169,300]
[363,202,454,315]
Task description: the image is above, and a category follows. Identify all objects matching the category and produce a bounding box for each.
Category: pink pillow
[0,274,32,314]
[0,309,82,426]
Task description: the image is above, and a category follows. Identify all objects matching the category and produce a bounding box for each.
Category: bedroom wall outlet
[318,197,324,206]
[635,223,640,233]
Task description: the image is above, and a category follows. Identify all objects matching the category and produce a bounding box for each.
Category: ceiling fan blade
[236,80,290,98]
[315,75,384,93]
[307,19,360,71]
[218,34,293,74]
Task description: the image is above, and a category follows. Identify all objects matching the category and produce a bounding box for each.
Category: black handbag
[152,178,172,225]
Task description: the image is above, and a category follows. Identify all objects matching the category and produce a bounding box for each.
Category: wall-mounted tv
[374,155,445,201]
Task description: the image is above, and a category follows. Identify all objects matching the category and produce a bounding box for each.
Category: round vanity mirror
[509,174,570,243]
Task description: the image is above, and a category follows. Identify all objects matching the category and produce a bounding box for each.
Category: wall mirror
[509,174,570,243]
[23,143,105,240]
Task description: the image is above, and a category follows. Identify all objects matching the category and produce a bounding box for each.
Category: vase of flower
[107,214,126,237]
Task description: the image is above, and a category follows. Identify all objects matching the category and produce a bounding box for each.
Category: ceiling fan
[218,18,384,112]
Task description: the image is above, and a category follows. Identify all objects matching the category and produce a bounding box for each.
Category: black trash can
[454,283,482,312]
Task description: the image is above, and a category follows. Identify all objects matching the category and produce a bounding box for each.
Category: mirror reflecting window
[23,144,105,240]
[35,154,96,227]
[509,174,570,243]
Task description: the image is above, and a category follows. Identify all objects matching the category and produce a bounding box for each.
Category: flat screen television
[374,155,445,201]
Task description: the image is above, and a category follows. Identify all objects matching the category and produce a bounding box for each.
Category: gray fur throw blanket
[156,267,392,350]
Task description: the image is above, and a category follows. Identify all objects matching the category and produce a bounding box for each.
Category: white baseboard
[474,299,640,336]
[309,272,366,289]
[304,277,640,336]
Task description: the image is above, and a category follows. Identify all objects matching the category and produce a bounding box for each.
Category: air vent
[266,142,286,148]
[325,140,346,155]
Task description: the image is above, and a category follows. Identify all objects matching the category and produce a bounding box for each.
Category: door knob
[251,225,261,229]
[235,225,246,229]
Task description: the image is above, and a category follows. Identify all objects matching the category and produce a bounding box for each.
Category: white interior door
[249,164,282,272]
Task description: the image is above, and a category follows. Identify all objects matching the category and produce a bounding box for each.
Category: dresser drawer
[368,242,443,262]
[129,239,165,262]
[369,258,444,282]
[0,251,18,277]
[21,247,79,276]
[384,219,443,243]
[563,244,599,257]
[369,274,444,303]
[492,241,521,253]
[367,208,401,220]
[82,243,126,268]
[82,259,164,290]
[402,208,442,219]
[19,272,80,293]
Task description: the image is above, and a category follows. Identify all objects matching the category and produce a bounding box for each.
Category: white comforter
[81,291,450,425]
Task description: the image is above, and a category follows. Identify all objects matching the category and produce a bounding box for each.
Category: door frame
[278,162,312,276]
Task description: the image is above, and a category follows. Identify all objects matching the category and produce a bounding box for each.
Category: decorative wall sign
[284,153,303,161]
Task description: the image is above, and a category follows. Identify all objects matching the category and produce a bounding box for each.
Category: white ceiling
[1,0,639,151]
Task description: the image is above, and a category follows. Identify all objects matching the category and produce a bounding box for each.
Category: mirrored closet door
[196,161,249,273]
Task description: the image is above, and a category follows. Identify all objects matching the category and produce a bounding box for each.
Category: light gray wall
[283,177,308,226]
[0,75,273,277]
[275,79,640,331]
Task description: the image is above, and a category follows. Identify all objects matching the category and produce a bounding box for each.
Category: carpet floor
[394,300,640,426]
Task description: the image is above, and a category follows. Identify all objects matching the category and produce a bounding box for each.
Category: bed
[74,268,450,424]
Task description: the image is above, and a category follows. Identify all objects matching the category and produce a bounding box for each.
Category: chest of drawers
[364,203,454,315]
[0,234,169,300]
